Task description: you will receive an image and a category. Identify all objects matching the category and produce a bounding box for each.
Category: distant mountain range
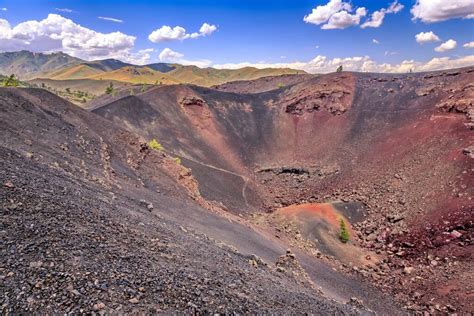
[0,50,305,87]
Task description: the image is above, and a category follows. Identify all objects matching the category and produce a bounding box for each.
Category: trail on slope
[164,149,250,208]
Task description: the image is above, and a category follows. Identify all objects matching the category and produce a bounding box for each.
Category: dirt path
[164,149,251,208]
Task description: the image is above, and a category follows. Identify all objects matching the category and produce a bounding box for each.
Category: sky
[0,0,473,73]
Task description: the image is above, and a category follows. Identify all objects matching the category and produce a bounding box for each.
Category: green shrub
[148,139,163,151]
[173,157,181,164]
[339,218,350,243]
[2,74,19,87]
[277,83,285,89]
[105,82,114,95]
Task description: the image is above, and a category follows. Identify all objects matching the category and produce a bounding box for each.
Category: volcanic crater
[1,68,473,314]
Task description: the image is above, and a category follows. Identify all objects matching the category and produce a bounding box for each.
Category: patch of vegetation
[148,139,164,151]
[277,83,285,89]
[339,218,350,243]
[105,82,114,95]
[336,65,343,73]
[2,74,20,87]
[173,157,181,164]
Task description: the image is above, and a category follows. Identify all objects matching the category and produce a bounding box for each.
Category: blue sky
[0,0,473,72]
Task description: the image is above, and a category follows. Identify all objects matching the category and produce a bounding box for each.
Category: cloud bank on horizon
[0,0,472,73]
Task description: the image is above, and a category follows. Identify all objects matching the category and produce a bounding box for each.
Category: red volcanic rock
[462,146,474,158]
[180,96,207,107]
[279,73,355,116]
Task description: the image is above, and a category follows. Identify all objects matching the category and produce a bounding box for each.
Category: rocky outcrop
[279,73,355,115]
[180,96,207,107]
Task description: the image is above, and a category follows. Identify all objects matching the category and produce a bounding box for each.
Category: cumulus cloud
[124,48,154,65]
[411,0,474,22]
[464,42,474,48]
[304,0,367,29]
[0,14,136,60]
[415,31,441,43]
[159,48,184,61]
[304,0,351,25]
[212,54,474,74]
[55,8,72,13]
[158,48,211,68]
[148,23,217,43]
[305,0,404,29]
[1,8,7,11]
[322,8,367,29]
[98,16,123,23]
[435,39,457,52]
[372,39,380,44]
[149,26,186,42]
[199,23,217,36]
[361,1,404,28]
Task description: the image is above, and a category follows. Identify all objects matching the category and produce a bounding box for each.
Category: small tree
[65,87,71,94]
[3,74,19,87]
[105,82,114,95]
[339,218,349,243]
[336,65,343,73]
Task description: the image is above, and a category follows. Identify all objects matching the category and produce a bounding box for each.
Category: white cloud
[0,14,136,60]
[55,8,72,13]
[199,23,217,36]
[212,54,474,74]
[98,16,123,23]
[464,42,474,48]
[387,1,405,14]
[305,0,404,30]
[361,1,404,28]
[304,0,352,25]
[158,48,211,68]
[372,39,380,44]
[435,39,457,52]
[415,31,441,43]
[148,22,217,43]
[361,10,386,28]
[411,0,474,22]
[322,7,367,29]
[149,26,187,42]
[304,0,367,29]
[159,48,184,61]
[1,8,7,11]
[124,48,154,65]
